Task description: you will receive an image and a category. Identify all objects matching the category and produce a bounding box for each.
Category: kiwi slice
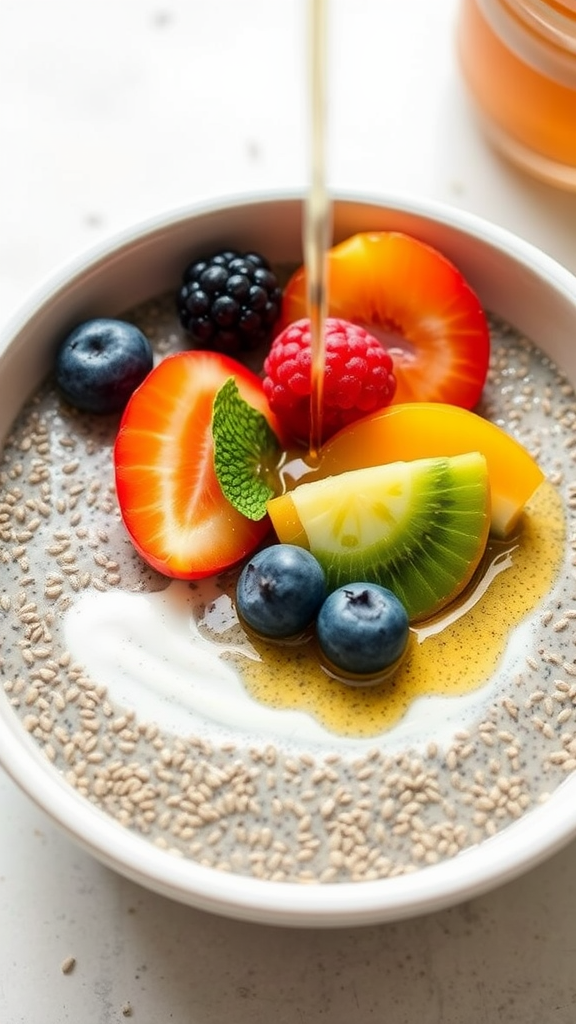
[267,453,490,622]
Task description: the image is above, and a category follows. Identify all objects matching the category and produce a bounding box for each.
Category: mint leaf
[212,378,282,521]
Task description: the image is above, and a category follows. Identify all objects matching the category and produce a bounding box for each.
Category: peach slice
[305,402,544,538]
[280,232,490,409]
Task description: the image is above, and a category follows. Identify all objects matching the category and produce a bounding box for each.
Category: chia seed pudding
[2,293,576,885]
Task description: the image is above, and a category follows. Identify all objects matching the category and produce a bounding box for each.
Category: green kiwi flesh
[287,453,491,621]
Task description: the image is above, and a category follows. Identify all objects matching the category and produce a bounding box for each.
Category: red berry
[263,317,396,445]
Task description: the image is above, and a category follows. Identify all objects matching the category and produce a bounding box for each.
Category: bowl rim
[2,188,576,928]
[2,188,576,340]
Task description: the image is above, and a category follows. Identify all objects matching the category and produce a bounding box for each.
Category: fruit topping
[177,250,283,355]
[316,583,410,683]
[114,350,284,578]
[311,401,544,538]
[263,316,397,445]
[104,233,545,690]
[55,318,153,414]
[280,231,490,409]
[236,544,327,640]
[267,453,491,622]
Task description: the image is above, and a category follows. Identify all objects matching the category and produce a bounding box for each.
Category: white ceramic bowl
[1,192,576,928]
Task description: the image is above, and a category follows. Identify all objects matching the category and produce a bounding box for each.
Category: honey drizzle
[304,0,332,460]
[220,482,565,738]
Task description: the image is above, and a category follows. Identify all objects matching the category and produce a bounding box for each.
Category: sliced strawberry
[280,231,490,409]
[114,350,282,578]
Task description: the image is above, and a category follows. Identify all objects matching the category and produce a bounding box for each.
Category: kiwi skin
[271,454,491,623]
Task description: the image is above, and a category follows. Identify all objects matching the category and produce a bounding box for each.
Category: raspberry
[177,250,283,355]
[263,317,396,445]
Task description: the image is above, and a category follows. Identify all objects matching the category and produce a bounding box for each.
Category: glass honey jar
[456,0,576,189]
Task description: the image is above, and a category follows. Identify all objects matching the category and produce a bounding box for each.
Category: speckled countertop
[1,1,576,1021]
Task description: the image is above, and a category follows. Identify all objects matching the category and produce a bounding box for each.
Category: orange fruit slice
[280,231,490,409]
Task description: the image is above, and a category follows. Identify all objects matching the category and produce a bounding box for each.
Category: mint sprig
[212,377,282,521]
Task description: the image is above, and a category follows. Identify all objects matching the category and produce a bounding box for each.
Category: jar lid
[477,0,576,85]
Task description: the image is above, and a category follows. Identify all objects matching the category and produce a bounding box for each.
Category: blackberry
[177,249,283,355]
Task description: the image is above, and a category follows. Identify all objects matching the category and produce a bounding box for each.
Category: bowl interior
[1,192,576,927]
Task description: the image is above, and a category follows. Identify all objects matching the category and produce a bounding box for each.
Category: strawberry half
[114,350,282,578]
[280,231,490,409]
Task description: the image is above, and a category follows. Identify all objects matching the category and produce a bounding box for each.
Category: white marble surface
[1,1,576,1021]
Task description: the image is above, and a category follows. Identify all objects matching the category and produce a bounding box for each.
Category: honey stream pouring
[304,0,332,460]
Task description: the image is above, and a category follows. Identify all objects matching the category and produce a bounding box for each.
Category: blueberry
[316,583,409,682]
[55,318,153,414]
[236,544,326,640]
